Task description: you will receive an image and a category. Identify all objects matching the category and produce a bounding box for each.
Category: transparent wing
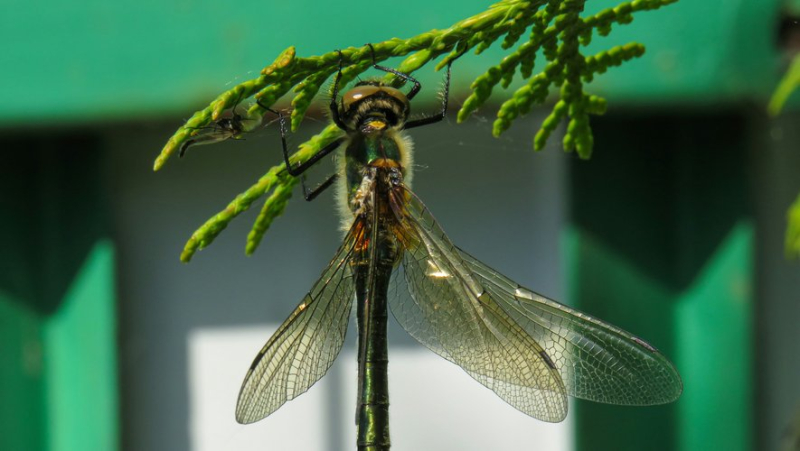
[235,220,363,424]
[457,248,683,405]
[388,187,568,422]
[179,109,262,157]
[179,125,238,157]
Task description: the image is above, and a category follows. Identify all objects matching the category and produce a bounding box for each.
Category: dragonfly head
[340,81,411,133]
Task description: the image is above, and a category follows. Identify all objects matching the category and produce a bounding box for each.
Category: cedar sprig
[155,0,677,261]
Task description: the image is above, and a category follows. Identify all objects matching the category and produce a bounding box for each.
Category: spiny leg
[403,61,452,130]
[302,173,339,202]
[261,104,344,201]
[365,43,422,100]
[271,108,342,201]
[329,50,348,131]
[259,102,345,177]
[363,42,460,130]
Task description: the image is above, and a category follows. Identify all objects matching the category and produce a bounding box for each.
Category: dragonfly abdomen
[353,171,403,451]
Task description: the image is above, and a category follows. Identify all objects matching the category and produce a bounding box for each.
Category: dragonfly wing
[179,128,233,156]
[457,247,683,406]
[389,187,568,422]
[235,220,362,424]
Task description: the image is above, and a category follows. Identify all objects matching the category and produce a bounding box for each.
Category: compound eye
[378,86,410,112]
[342,85,381,112]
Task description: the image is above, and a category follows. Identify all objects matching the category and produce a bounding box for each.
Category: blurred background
[1,0,799,450]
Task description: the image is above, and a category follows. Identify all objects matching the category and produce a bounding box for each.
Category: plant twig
[787,193,800,260]
[769,54,800,117]
[768,53,800,260]
[156,0,678,261]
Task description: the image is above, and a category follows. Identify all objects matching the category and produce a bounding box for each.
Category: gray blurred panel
[753,112,800,451]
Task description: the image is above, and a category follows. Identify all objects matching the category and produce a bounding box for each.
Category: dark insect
[234,44,682,450]
[180,96,262,158]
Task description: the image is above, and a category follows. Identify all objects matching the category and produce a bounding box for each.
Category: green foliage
[768,54,800,117]
[769,54,800,260]
[787,194,800,260]
[155,0,677,262]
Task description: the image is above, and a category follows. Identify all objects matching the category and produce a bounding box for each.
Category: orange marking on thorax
[370,158,401,168]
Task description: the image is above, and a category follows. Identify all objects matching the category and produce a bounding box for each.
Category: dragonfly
[234,45,683,450]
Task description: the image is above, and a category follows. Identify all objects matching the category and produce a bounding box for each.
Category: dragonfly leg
[230,91,245,117]
[403,45,465,130]
[259,104,344,201]
[365,43,422,100]
[329,50,348,131]
[403,61,453,130]
[301,173,339,201]
[259,103,346,177]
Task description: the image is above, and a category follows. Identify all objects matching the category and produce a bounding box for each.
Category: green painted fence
[0,0,788,450]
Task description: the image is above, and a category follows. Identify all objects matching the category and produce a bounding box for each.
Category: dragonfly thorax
[342,129,411,220]
[346,164,405,215]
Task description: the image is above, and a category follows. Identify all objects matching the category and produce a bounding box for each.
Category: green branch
[787,194,800,260]
[768,54,800,117]
[156,0,677,262]
[769,54,800,260]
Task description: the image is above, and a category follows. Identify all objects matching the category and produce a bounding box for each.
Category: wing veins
[402,209,562,391]
[258,264,354,399]
[235,222,362,423]
[457,248,682,405]
[391,187,569,421]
